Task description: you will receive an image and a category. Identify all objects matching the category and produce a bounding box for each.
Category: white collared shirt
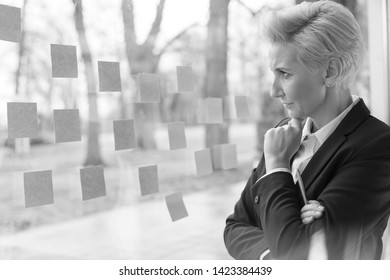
[311,95,360,146]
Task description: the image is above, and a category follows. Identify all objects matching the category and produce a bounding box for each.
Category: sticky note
[24,170,54,208]
[197,98,223,124]
[113,119,136,150]
[168,122,187,150]
[221,144,238,170]
[137,73,160,103]
[176,66,194,92]
[138,165,159,196]
[235,96,250,119]
[165,192,188,222]
[98,61,122,92]
[211,144,222,170]
[80,165,106,200]
[211,144,238,170]
[50,44,78,78]
[0,4,21,42]
[7,102,38,139]
[194,149,213,176]
[53,109,81,143]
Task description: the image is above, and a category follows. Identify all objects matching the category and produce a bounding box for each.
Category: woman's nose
[270,79,284,98]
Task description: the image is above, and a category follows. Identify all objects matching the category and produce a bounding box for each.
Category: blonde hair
[262,0,364,89]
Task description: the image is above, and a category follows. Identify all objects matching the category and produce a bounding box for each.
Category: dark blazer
[224,99,390,259]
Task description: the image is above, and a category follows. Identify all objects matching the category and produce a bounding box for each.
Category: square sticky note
[194,149,213,176]
[235,96,251,119]
[165,192,188,222]
[24,170,54,208]
[221,144,238,170]
[113,119,136,150]
[168,122,187,150]
[7,102,38,139]
[0,4,21,42]
[137,73,160,103]
[211,144,222,170]
[80,165,106,200]
[177,66,194,92]
[50,44,78,78]
[98,61,122,92]
[53,109,81,143]
[138,165,159,196]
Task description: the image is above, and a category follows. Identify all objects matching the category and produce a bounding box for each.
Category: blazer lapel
[301,99,371,190]
[301,132,346,189]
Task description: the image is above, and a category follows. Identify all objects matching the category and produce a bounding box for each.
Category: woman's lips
[282,102,293,108]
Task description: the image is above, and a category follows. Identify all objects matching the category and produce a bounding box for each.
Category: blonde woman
[224,0,390,259]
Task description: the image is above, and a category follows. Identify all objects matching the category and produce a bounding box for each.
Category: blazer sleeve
[253,133,390,259]
[223,118,292,260]
[253,172,320,259]
[224,159,270,259]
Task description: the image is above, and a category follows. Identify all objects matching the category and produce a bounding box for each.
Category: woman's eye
[281,71,290,78]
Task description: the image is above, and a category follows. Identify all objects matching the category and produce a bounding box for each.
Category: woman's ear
[325,58,341,87]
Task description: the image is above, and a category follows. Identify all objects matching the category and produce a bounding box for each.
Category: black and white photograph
[0,0,389,278]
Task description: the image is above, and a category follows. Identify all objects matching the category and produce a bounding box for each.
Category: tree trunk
[204,0,230,148]
[73,0,104,166]
[13,0,30,155]
[127,46,159,150]
[15,0,28,96]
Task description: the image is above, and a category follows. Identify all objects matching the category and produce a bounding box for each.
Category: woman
[224,0,390,259]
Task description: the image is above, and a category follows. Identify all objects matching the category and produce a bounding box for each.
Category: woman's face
[268,43,327,119]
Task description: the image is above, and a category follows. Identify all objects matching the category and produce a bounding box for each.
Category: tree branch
[156,21,200,59]
[122,0,137,47]
[143,0,166,47]
[235,0,267,17]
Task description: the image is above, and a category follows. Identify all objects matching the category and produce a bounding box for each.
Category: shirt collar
[301,95,360,145]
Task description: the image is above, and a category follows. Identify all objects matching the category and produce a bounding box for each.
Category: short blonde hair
[262,0,364,89]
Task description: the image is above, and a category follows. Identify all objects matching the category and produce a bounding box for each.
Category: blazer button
[254,195,260,204]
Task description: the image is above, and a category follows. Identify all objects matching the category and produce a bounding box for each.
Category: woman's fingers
[301,210,323,220]
[302,216,314,225]
[308,200,320,205]
[301,203,324,213]
[300,200,325,224]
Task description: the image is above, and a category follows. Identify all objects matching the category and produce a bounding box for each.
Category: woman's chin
[287,110,301,118]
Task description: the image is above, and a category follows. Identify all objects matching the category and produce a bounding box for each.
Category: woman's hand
[300,200,325,224]
[263,118,303,172]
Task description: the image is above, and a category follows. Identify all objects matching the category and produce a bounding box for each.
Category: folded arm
[254,153,390,259]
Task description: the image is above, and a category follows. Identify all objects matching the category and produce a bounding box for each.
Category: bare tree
[121,0,164,149]
[204,0,230,148]
[122,0,198,149]
[73,0,103,166]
